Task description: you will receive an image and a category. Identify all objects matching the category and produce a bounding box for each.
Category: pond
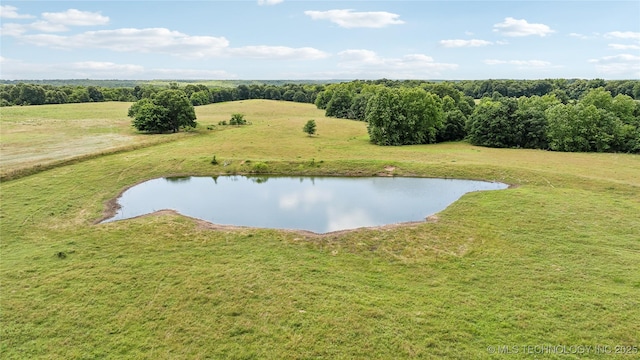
[101,176,508,233]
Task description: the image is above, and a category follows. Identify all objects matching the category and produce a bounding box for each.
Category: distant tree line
[0,82,325,107]
[467,89,639,153]
[0,79,334,88]
[352,78,640,101]
[2,79,638,108]
[314,81,640,153]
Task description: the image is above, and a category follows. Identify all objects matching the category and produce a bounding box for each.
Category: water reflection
[102,176,508,233]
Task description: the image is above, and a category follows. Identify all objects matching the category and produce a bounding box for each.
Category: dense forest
[2,79,638,153]
[315,80,639,153]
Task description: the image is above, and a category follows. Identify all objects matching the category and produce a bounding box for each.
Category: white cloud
[25,9,111,32]
[3,59,145,79]
[20,28,230,57]
[493,17,554,37]
[484,59,553,68]
[15,27,328,61]
[228,45,329,60]
[569,32,589,39]
[1,9,110,34]
[440,39,492,48]
[589,54,640,77]
[257,0,284,5]
[0,5,34,19]
[73,61,144,73]
[30,20,69,33]
[0,23,28,36]
[336,49,457,78]
[603,32,640,52]
[608,43,640,50]
[605,31,640,40]
[41,9,109,27]
[0,57,236,80]
[338,49,382,63]
[590,54,640,63]
[304,9,404,28]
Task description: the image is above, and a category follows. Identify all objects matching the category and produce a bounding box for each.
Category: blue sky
[1,1,639,80]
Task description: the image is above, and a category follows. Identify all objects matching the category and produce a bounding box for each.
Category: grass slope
[1,100,639,359]
[0,102,191,180]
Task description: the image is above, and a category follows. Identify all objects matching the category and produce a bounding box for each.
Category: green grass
[0,102,191,180]
[1,100,639,359]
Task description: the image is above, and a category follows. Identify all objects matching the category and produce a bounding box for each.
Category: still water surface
[102,176,508,233]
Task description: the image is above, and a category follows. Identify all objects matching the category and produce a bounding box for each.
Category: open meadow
[1,100,639,359]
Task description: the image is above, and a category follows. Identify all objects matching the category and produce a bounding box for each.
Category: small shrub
[230,113,247,126]
[308,158,321,167]
[303,119,317,136]
[218,120,227,126]
[252,162,268,173]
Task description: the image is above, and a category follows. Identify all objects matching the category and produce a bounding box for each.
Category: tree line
[0,82,324,107]
[467,89,639,153]
[2,79,639,108]
[350,78,640,101]
[314,81,639,153]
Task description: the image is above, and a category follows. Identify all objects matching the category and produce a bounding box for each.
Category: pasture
[1,100,639,359]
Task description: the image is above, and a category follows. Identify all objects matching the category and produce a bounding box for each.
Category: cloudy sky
[1,1,639,80]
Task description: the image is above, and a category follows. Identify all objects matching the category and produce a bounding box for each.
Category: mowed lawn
[1,100,639,359]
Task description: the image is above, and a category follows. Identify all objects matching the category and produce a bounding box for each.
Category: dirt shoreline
[99,208,436,238]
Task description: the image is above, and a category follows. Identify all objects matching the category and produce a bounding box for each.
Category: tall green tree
[347,93,372,121]
[467,98,519,148]
[129,99,170,133]
[233,85,250,100]
[190,91,210,106]
[314,89,333,109]
[546,103,623,152]
[129,89,196,133]
[18,84,46,105]
[87,86,104,102]
[45,89,68,104]
[264,86,281,100]
[366,87,443,146]
[68,88,90,103]
[325,88,353,118]
[512,94,560,149]
[293,91,308,103]
[365,88,400,145]
[437,96,467,142]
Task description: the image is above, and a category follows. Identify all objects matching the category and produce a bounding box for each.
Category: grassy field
[0,102,194,181]
[1,100,639,359]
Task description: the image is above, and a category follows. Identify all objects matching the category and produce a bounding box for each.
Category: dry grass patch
[0,102,190,179]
